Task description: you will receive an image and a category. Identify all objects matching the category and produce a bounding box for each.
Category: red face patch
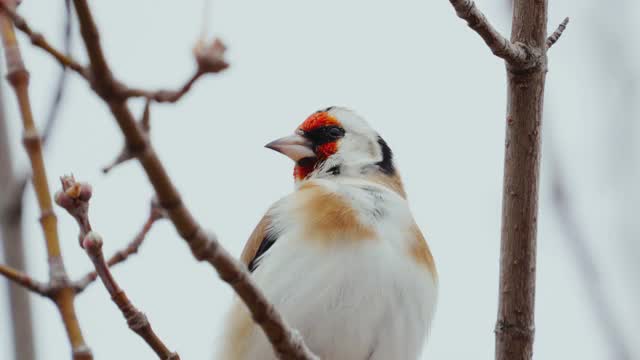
[298,111,341,132]
[293,111,342,181]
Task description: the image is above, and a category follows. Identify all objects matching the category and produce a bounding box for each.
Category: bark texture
[447,0,566,359]
[495,1,548,360]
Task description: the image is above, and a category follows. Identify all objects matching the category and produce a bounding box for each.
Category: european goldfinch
[220,107,437,359]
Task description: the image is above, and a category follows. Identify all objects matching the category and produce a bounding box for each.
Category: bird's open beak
[265,134,316,163]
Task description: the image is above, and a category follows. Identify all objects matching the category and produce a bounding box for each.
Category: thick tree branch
[0,3,92,358]
[546,17,569,49]
[66,1,317,358]
[0,263,50,296]
[56,178,179,360]
[0,2,86,77]
[74,198,165,293]
[448,0,569,359]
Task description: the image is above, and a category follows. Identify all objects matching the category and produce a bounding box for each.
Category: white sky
[1,0,639,359]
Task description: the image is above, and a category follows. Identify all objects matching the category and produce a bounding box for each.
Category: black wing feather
[247,230,279,272]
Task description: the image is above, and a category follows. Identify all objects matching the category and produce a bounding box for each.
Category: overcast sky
[1,0,639,359]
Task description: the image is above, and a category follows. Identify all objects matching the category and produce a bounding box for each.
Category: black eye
[328,127,344,138]
[303,126,345,145]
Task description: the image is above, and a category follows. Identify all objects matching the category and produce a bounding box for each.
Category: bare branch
[0,4,92,358]
[122,38,228,103]
[56,177,179,359]
[41,0,73,145]
[447,0,529,64]
[122,71,205,103]
[83,232,179,360]
[68,1,317,358]
[0,2,86,77]
[102,98,151,174]
[546,17,569,49]
[55,175,93,245]
[101,148,135,174]
[0,263,50,296]
[493,0,549,358]
[74,198,166,294]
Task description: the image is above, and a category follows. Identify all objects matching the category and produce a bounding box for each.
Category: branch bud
[193,38,229,74]
[82,231,103,252]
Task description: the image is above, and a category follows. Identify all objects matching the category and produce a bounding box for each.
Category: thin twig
[68,1,316,358]
[102,98,151,173]
[0,2,86,77]
[0,4,92,358]
[42,0,73,145]
[57,177,179,360]
[546,17,569,49]
[74,198,166,293]
[122,71,205,103]
[0,263,50,296]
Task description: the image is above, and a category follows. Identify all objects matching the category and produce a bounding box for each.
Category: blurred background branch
[0,77,35,360]
[547,137,633,360]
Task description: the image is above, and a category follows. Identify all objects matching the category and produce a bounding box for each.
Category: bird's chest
[245,181,434,359]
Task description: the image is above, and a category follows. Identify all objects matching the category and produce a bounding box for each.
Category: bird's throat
[294,157,317,181]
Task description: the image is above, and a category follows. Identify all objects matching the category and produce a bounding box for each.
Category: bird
[219,106,437,360]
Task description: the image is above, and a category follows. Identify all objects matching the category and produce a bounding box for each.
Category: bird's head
[266,107,402,192]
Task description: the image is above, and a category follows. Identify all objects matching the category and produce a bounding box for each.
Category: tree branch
[122,70,205,103]
[0,74,35,360]
[447,0,529,64]
[0,263,50,296]
[102,98,151,174]
[66,1,317,358]
[546,17,569,49]
[73,198,165,293]
[122,38,228,103]
[41,0,73,145]
[448,0,569,359]
[0,2,86,77]
[56,177,179,360]
[0,3,92,358]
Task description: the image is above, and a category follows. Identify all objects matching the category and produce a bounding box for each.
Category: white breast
[223,179,437,360]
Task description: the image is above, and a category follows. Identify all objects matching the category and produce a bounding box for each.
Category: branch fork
[448,0,569,70]
[1,1,317,358]
[56,176,179,360]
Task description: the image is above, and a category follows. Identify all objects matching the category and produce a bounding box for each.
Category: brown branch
[546,17,569,49]
[0,3,92,359]
[0,263,50,296]
[493,0,550,359]
[122,70,205,103]
[102,98,151,173]
[73,198,166,293]
[0,2,86,77]
[68,1,317,358]
[447,0,529,65]
[122,38,228,103]
[449,0,569,359]
[56,178,179,360]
